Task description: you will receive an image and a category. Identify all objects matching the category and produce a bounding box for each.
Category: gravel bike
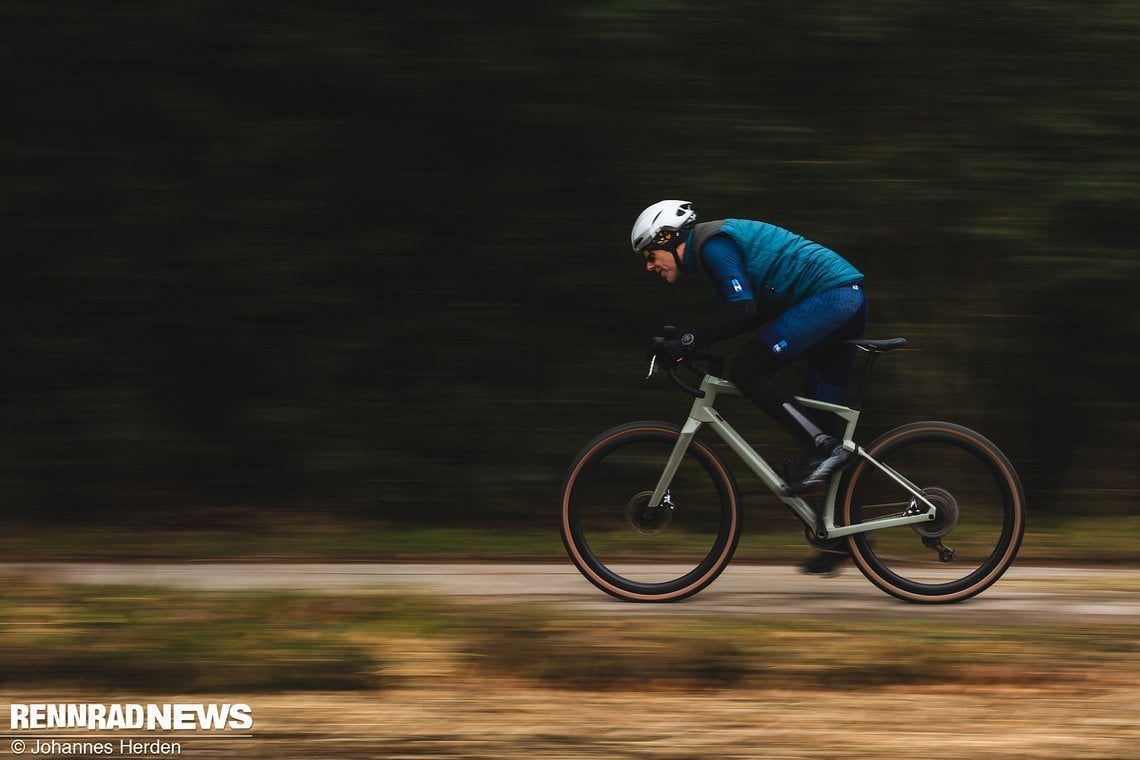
[559,335,1026,604]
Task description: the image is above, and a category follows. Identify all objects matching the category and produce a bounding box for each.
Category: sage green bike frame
[648,372,940,539]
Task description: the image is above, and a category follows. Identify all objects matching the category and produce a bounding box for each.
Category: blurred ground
[6,682,1130,760]
[6,683,1130,760]
[8,561,1140,621]
[3,563,1139,758]
[197,683,1140,759]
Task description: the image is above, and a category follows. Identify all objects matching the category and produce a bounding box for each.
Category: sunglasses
[639,231,676,261]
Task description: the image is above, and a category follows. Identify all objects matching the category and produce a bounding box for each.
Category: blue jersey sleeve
[698,234,755,303]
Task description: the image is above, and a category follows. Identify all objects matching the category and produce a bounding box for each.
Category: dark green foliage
[3,1,1137,522]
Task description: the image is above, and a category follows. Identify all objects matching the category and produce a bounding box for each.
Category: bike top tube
[657,336,907,409]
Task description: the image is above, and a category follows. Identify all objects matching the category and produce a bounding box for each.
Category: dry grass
[3,583,1140,757]
[5,683,1138,759]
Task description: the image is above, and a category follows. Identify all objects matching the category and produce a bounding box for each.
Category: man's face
[644,245,682,283]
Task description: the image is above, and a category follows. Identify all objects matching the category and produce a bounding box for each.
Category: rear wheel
[840,421,1026,603]
[560,421,742,601]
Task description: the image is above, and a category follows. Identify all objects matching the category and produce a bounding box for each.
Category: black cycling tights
[729,359,822,447]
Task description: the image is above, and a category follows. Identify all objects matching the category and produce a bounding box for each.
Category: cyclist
[633,199,867,574]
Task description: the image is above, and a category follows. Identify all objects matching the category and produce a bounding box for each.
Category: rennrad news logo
[10,703,253,731]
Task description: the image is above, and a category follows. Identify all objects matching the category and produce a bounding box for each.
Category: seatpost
[850,350,881,410]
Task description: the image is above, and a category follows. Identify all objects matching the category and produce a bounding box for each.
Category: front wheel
[560,421,742,601]
[840,421,1026,603]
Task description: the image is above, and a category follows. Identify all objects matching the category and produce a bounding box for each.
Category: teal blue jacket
[685,219,863,317]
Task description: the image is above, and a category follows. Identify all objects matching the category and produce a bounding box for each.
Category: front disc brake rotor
[625,490,674,535]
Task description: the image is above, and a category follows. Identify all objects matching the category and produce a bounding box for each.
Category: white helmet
[630,200,697,256]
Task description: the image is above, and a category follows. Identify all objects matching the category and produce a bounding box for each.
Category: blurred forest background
[3,1,1137,530]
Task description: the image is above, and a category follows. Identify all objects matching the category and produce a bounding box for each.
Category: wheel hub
[626,490,674,534]
[911,486,959,538]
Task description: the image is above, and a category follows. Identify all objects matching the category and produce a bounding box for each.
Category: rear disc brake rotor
[911,486,959,539]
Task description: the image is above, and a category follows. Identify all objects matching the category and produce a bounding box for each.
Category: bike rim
[844,428,1023,600]
[565,430,738,598]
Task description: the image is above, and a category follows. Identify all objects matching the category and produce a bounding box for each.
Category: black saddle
[844,337,908,353]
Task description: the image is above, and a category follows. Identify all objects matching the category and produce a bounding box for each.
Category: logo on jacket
[771,339,788,354]
[731,278,743,293]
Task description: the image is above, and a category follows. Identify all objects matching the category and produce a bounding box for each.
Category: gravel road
[3,561,1137,620]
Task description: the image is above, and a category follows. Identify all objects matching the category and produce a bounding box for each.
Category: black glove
[654,332,697,364]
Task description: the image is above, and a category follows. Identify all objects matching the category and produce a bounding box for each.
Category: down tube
[648,419,701,509]
[700,412,820,527]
